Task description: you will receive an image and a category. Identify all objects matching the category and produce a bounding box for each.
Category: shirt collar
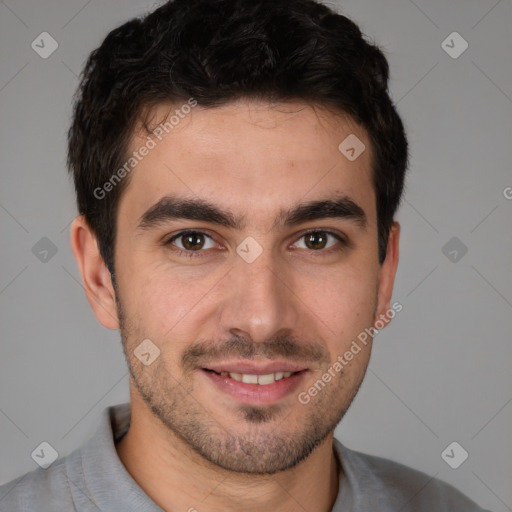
[71,402,164,511]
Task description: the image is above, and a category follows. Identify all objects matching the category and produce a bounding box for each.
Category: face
[99,100,398,474]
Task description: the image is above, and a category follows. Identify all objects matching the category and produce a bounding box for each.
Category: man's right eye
[165,230,216,256]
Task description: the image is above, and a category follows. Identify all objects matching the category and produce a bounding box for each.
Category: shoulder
[0,455,77,511]
[334,439,493,512]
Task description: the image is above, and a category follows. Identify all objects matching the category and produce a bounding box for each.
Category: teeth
[220,371,294,385]
[242,374,259,384]
[256,373,275,385]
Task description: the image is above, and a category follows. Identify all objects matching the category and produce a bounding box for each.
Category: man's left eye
[293,231,344,251]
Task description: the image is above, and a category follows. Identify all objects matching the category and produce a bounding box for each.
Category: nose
[217,244,300,344]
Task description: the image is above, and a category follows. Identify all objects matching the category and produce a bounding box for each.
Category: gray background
[1,0,511,510]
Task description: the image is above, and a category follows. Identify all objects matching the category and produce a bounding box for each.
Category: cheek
[126,266,215,344]
[292,268,378,377]
[295,263,378,331]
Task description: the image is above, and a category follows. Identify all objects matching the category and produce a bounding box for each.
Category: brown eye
[167,231,215,252]
[295,230,343,251]
[181,232,205,250]
[305,232,328,250]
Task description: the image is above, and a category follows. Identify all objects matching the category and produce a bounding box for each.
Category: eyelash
[163,229,347,258]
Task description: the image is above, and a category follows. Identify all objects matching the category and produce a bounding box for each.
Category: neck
[116,394,342,512]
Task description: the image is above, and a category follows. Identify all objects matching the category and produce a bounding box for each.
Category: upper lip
[202,360,308,374]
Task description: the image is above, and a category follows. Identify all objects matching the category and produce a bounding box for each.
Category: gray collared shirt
[0,402,492,511]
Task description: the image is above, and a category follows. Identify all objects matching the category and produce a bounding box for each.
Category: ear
[374,221,400,329]
[69,215,120,330]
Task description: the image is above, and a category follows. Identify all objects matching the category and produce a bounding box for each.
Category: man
[0,0,493,510]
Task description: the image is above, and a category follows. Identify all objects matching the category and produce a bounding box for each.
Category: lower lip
[201,369,308,405]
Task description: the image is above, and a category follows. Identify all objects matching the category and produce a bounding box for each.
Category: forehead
[118,99,376,227]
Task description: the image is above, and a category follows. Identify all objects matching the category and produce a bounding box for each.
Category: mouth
[200,363,309,405]
[203,368,303,385]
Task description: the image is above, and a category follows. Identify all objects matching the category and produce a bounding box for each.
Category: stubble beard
[113,279,367,475]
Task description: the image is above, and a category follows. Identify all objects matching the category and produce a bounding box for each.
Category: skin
[70,99,400,512]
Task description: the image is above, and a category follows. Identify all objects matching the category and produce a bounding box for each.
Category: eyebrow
[136,195,367,232]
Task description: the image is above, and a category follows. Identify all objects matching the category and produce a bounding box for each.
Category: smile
[201,368,308,405]
[204,369,297,385]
